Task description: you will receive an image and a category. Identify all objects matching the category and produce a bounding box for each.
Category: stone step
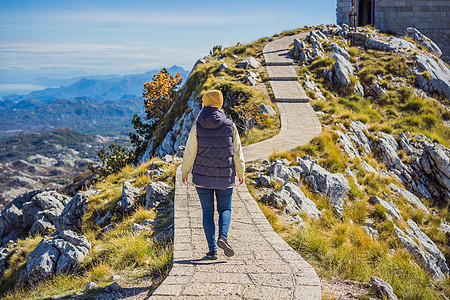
[267,65,298,80]
[269,80,309,102]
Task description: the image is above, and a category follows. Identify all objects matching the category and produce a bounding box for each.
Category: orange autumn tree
[143,68,182,120]
[130,68,182,159]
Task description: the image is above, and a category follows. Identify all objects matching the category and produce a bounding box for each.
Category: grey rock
[55,190,97,232]
[131,223,151,233]
[236,57,260,69]
[389,184,429,213]
[218,63,228,72]
[84,281,99,293]
[331,53,353,86]
[30,218,55,236]
[141,219,156,227]
[279,182,321,219]
[406,27,442,57]
[269,161,294,182]
[0,247,12,276]
[439,221,450,235]
[21,230,90,284]
[256,174,272,188]
[365,36,417,53]
[426,144,450,180]
[337,130,359,159]
[298,158,349,218]
[115,181,140,213]
[407,219,449,276]
[243,71,260,86]
[329,42,350,60]
[398,132,414,155]
[395,224,446,279]
[145,182,173,209]
[369,196,402,221]
[176,146,186,158]
[369,83,386,98]
[95,210,112,227]
[105,282,122,292]
[302,74,325,100]
[377,134,405,171]
[369,277,398,300]
[414,53,450,99]
[259,104,276,116]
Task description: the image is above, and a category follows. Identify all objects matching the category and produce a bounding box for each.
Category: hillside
[0,128,128,208]
[2,65,189,103]
[0,24,449,299]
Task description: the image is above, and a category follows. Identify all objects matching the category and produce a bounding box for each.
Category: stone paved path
[150,33,322,299]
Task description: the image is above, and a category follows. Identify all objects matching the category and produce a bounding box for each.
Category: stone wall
[336,0,450,61]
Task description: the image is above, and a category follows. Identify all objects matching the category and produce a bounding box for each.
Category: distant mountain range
[0,65,190,139]
[0,98,143,140]
[2,65,189,103]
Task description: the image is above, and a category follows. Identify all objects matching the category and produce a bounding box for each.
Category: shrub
[89,143,135,178]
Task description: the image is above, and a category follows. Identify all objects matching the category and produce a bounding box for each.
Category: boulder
[0,247,12,276]
[30,218,55,235]
[21,230,91,284]
[329,42,350,60]
[299,157,350,218]
[406,219,449,276]
[369,196,402,221]
[259,104,276,116]
[269,162,294,182]
[236,57,260,69]
[131,223,151,233]
[243,71,260,86]
[365,36,417,53]
[337,130,359,159]
[369,83,386,98]
[395,224,447,279]
[279,182,321,219]
[95,211,112,227]
[145,182,173,209]
[0,190,70,246]
[302,75,325,100]
[389,183,429,213]
[55,190,97,232]
[406,27,442,57]
[84,281,99,293]
[331,53,354,86]
[218,63,228,72]
[115,181,140,213]
[414,53,450,99]
[255,174,272,188]
[369,277,398,300]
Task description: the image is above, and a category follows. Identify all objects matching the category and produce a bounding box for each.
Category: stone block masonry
[336,0,450,61]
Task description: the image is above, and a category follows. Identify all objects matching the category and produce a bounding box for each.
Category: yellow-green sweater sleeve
[233,124,245,179]
[181,124,197,180]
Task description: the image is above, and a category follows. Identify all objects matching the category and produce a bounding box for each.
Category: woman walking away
[181,89,245,260]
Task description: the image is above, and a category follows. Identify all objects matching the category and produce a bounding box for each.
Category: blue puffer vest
[192,106,235,189]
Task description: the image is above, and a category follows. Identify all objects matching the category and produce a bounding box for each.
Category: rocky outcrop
[259,104,276,116]
[406,27,442,57]
[264,182,321,219]
[369,277,398,300]
[329,42,350,60]
[236,57,261,69]
[365,36,417,53]
[369,196,402,221]
[414,53,450,99]
[19,230,91,285]
[395,221,449,279]
[243,71,260,86]
[145,182,173,209]
[389,183,429,213]
[115,181,140,213]
[55,190,97,232]
[337,123,450,205]
[298,157,350,218]
[0,190,70,246]
[302,75,325,100]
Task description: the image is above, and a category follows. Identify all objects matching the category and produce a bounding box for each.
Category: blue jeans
[195,187,233,251]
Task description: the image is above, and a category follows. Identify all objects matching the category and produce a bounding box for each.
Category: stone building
[336,0,450,59]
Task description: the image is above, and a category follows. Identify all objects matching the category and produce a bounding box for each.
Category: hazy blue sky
[0,0,336,78]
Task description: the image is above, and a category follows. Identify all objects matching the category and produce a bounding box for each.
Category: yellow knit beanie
[202,90,223,108]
